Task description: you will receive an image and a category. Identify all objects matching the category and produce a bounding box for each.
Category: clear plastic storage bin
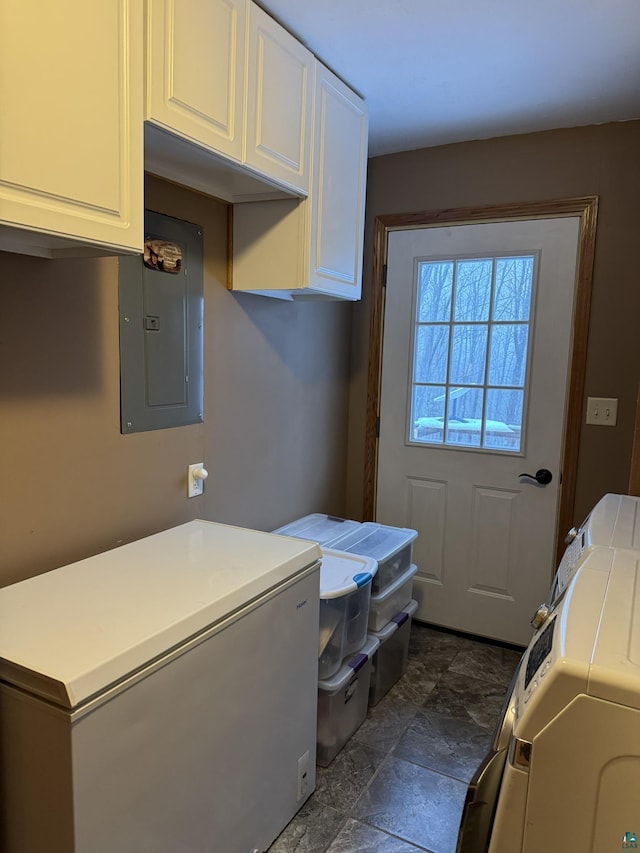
[330,522,417,595]
[368,563,417,632]
[318,549,378,680]
[316,634,380,766]
[368,599,418,706]
[273,514,362,546]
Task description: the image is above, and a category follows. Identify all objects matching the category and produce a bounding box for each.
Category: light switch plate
[586,397,618,426]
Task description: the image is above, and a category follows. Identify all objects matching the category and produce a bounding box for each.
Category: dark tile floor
[268,622,523,853]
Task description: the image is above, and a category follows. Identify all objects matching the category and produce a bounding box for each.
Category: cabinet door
[146,0,246,163]
[244,3,313,195]
[308,63,369,299]
[0,0,143,256]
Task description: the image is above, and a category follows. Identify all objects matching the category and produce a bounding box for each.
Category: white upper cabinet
[146,0,245,162]
[0,0,366,295]
[145,0,262,202]
[145,0,312,202]
[231,60,368,300]
[0,0,143,258]
[244,3,313,196]
[307,63,369,299]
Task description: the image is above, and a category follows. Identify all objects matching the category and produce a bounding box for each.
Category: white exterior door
[376,217,581,645]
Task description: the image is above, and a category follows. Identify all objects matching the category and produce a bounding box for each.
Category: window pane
[411,385,445,444]
[409,253,532,454]
[484,389,523,451]
[414,325,449,383]
[454,259,492,321]
[493,257,534,321]
[488,324,529,387]
[446,387,483,448]
[450,324,488,385]
[417,262,453,322]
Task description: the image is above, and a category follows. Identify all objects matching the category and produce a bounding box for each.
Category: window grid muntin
[409,253,535,453]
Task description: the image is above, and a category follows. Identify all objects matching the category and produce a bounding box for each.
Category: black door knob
[519,468,553,485]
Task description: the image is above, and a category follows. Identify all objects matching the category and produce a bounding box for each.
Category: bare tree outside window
[410,255,535,452]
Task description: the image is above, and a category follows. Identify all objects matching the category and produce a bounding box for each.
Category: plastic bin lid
[369,599,419,640]
[272,514,362,546]
[317,634,380,692]
[329,522,418,562]
[319,548,378,599]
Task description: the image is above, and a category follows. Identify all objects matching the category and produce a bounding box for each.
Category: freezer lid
[0,520,320,709]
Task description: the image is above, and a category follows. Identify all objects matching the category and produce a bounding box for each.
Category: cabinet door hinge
[382,264,387,288]
[375,416,381,438]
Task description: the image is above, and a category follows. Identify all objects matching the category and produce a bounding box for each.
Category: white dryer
[458,493,640,853]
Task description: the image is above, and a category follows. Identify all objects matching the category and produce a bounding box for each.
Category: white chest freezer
[0,520,321,853]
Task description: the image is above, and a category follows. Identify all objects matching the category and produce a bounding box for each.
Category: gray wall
[0,176,352,587]
[5,122,639,587]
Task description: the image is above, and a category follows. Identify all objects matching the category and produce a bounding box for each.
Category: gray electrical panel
[118,210,204,434]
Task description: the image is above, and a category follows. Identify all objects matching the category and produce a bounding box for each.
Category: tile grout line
[341,665,453,847]
[319,812,351,853]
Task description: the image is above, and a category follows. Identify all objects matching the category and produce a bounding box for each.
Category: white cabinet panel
[232,60,368,301]
[146,0,245,162]
[0,0,143,257]
[244,2,313,195]
[308,63,368,298]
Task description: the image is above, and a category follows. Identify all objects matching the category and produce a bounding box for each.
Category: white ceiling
[258,0,640,157]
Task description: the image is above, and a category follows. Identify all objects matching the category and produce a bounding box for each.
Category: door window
[409,254,535,452]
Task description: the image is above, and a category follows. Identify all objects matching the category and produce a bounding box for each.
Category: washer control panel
[520,616,556,709]
[552,531,587,600]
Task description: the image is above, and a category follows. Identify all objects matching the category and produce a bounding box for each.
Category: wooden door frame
[629,384,640,496]
[363,197,599,565]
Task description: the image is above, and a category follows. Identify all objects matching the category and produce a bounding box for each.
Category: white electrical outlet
[187,463,208,497]
[585,397,618,426]
[297,750,310,801]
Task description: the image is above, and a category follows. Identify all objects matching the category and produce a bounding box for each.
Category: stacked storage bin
[315,549,381,766]
[329,523,418,706]
[316,549,377,680]
[316,634,379,766]
[368,599,418,706]
[273,516,381,766]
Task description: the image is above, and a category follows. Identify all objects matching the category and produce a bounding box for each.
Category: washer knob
[531,603,551,630]
[564,526,579,545]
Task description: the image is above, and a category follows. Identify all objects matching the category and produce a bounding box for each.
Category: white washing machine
[457,493,640,852]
